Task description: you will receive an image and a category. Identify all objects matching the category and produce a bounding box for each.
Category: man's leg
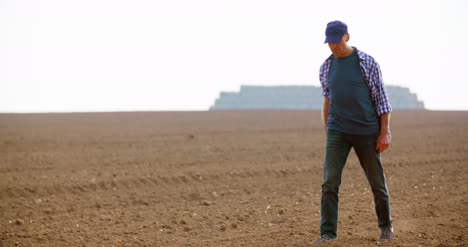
[352,134,392,229]
[320,131,352,238]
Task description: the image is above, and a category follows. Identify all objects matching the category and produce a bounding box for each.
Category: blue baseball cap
[324,20,348,44]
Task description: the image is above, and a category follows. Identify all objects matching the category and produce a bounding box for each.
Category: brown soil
[0,110,466,247]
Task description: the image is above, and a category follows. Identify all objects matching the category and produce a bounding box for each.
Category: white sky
[1,0,467,112]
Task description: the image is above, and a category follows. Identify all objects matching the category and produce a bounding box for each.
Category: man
[314,20,394,244]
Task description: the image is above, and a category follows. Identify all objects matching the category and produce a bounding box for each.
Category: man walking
[315,20,394,244]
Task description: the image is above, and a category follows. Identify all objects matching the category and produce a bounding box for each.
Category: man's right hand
[322,97,330,134]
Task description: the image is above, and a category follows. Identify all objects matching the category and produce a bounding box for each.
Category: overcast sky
[1,0,467,112]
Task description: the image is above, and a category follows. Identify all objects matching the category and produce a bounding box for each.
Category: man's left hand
[376,132,391,153]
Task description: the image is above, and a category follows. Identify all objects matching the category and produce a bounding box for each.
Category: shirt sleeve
[370,61,392,116]
[319,60,330,97]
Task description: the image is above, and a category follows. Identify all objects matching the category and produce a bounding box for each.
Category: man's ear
[343,34,350,42]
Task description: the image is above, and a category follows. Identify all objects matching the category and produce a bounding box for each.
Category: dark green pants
[320,130,392,237]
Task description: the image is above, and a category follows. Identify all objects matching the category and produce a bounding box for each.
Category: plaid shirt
[319,48,392,116]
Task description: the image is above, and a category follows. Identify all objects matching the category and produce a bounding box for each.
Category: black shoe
[379,226,394,240]
[312,234,337,246]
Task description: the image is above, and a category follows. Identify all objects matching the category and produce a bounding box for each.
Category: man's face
[328,34,349,58]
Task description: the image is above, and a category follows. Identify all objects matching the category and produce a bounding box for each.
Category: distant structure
[210,85,424,110]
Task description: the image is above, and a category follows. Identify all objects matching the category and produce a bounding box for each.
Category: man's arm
[366,55,391,153]
[322,96,330,133]
[376,112,391,153]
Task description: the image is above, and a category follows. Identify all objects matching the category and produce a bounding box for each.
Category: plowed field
[0,111,466,246]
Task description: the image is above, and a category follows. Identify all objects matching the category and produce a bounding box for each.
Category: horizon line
[1,108,468,114]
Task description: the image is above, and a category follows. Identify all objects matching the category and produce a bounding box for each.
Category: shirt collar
[356,48,368,61]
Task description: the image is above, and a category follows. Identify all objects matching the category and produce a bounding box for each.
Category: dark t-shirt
[327,48,379,135]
